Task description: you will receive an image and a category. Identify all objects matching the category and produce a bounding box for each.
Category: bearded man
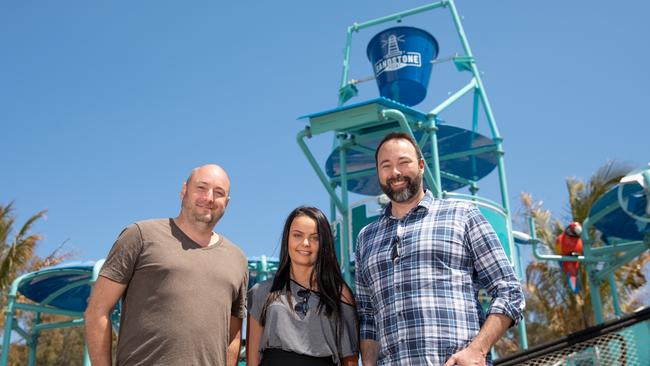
[354,133,524,366]
[85,164,248,366]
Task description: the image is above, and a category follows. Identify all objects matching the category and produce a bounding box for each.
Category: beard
[182,197,223,226]
[193,211,219,224]
[380,171,423,203]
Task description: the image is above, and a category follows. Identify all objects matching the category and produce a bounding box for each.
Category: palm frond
[0,202,17,251]
[0,234,39,290]
[0,203,47,292]
[565,160,633,223]
[14,209,47,244]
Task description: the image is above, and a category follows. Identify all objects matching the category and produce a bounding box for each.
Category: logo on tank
[374,33,422,76]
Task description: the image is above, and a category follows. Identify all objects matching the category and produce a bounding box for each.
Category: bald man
[85,164,249,366]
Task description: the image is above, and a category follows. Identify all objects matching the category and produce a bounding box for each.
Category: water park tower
[295,0,650,361]
[296,0,529,349]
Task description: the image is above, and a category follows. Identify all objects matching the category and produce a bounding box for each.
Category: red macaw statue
[555,222,583,293]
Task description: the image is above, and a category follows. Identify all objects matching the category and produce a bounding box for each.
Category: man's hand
[444,344,486,366]
[444,313,513,366]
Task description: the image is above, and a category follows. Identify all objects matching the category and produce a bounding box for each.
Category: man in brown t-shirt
[85,164,249,366]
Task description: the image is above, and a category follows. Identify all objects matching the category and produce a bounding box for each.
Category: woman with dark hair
[246,206,358,366]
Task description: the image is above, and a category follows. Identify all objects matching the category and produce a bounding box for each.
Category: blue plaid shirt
[355,190,524,365]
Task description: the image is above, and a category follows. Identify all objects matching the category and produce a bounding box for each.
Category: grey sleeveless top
[247,279,358,365]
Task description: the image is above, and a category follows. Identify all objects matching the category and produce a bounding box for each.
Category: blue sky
[1,0,648,269]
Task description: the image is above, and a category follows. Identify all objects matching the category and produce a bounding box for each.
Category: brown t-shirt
[100,218,248,366]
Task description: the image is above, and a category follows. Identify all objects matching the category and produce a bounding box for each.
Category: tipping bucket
[366,26,438,106]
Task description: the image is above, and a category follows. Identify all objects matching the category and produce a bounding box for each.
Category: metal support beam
[593,244,649,282]
[338,133,352,286]
[608,273,622,317]
[297,128,345,213]
[11,323,30,343]
[590,241,646,256]
[428,78,477,116]
[587,265,605,324]
[1,295,17,366]
[14,303,84,318]
[33,318,85,332]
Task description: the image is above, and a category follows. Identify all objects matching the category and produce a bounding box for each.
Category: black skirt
[260,348,336,366]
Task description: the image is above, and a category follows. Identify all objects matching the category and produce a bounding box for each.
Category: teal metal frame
[248,256,279,287]
[0,260,119,366]
[297,0,528,351]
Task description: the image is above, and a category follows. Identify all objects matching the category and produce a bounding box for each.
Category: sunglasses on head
[294,289,310,316]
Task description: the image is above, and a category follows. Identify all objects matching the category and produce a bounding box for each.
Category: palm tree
[0,202,84,365]
[518,161,649,346]
[0,202,47,292]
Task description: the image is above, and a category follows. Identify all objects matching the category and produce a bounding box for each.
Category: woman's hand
[341,355,360,366]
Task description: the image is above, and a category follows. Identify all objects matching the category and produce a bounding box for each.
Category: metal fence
[496,307,650,366]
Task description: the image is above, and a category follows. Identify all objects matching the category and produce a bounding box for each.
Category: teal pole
[28,342,36,366]
[33,319,85,332]
[582,220,605,323]
[608,273,622,317]
[83,343,91,366]
[516,304,529,349]
[350,2,445,31]
[92,259,105,282]
[428,79,477,117]
[494,139,509,212]
[594,245,649,281]
[590,241,645,256]
[427,118,442,198]
[261,255,270,281]
[28,341,37,366]
[338,133,352,286]
[587,265,604,324]
[472,88,480,133]
[11,324,30,341]
[445,0,501,138]
[339,27,354,100]
[1,294,16,366]
[27,313,42,366]
[514,240,528,350]
[297,129,345,212]
[445,0,511,211]
[13,303,83,318]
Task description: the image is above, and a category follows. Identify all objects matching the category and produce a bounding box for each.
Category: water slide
[587,165,650,244]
